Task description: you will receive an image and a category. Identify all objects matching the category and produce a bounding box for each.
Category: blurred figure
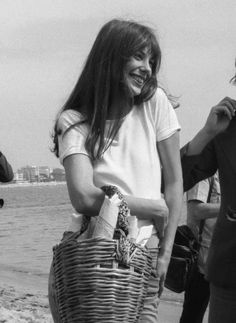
[179,172,220,323]
[0,151,13,183]
[0,151,13,208]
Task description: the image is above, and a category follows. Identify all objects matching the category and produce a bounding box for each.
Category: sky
[1,0,236,171]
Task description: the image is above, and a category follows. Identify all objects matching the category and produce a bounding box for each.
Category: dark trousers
[208,284,236,323]
[179,268,210,323]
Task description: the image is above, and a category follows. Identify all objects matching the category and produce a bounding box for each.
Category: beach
[0,267,52,323]
[0,183,208,322]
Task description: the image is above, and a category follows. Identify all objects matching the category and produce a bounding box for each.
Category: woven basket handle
[102,185,129,236]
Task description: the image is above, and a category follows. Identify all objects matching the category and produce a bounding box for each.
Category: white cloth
[58,88,181,243]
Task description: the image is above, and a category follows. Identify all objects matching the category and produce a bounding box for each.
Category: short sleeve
[57,110,90,165]
[152,88,181,142]
[187,178,210,203]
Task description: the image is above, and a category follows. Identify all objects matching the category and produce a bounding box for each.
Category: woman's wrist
[158,245,172,259]
[157,252,171,269]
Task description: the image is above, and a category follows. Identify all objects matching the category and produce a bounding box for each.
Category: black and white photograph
[0,1,235,322]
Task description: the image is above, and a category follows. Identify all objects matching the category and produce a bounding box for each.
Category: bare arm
[188,201,220,220]
[158,132,183,253]
[64,154,168,221]
[156,131,183,295]
[64,154,105,216]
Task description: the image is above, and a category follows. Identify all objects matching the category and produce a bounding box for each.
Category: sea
[0,183,73,280]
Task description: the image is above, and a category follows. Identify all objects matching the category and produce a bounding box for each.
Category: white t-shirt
[58,88,181,241]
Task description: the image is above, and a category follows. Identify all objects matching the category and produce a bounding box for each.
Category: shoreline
[0,181,66,189]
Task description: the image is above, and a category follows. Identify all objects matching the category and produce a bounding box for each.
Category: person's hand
[152,199,169,239]
[156,253,171,297]
[204,97,236,136]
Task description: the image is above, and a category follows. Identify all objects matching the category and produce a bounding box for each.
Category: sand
[0,267,208,323]
[0,268,52,323]
[0,287,52,323]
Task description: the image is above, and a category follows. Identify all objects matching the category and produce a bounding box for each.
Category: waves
[0,184,72,276]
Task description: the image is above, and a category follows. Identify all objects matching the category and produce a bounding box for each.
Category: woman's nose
[141,59,152,74]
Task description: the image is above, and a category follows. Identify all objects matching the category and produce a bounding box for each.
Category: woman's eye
[134,53,143,60]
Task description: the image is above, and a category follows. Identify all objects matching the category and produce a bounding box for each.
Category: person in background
[0,151,13,183]
[179,172,220,323]
[181,63,236,323]
[49,19,183,322]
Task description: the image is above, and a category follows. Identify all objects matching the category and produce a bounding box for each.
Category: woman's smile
[129,73,147,87]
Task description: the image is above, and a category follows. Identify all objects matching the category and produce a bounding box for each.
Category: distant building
[13,171,25,183]
[14,165,66,183]
[38,166,52,181]
[51,168,66,182]
[18,165,38,182]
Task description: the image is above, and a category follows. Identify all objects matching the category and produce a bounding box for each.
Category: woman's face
[123,47,154,98]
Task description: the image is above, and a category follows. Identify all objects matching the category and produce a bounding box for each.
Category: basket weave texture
[52,186,152,323]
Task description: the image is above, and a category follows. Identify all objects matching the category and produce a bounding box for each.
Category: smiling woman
[49,19,183,323]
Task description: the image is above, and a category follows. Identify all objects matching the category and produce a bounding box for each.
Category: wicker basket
[52,186,152,323]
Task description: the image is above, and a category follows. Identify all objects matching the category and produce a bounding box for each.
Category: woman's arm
[125,195,168,239]
[156,131,183,295]
[64,154,105,216]
[64,154,169,222]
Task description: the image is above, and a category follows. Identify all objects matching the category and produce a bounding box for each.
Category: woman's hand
[156,253,171,297]
[204,97,236,137]
[124,196,169,230]
[151,199,169,239]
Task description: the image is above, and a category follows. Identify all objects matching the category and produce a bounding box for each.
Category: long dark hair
[52,19,162,159]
